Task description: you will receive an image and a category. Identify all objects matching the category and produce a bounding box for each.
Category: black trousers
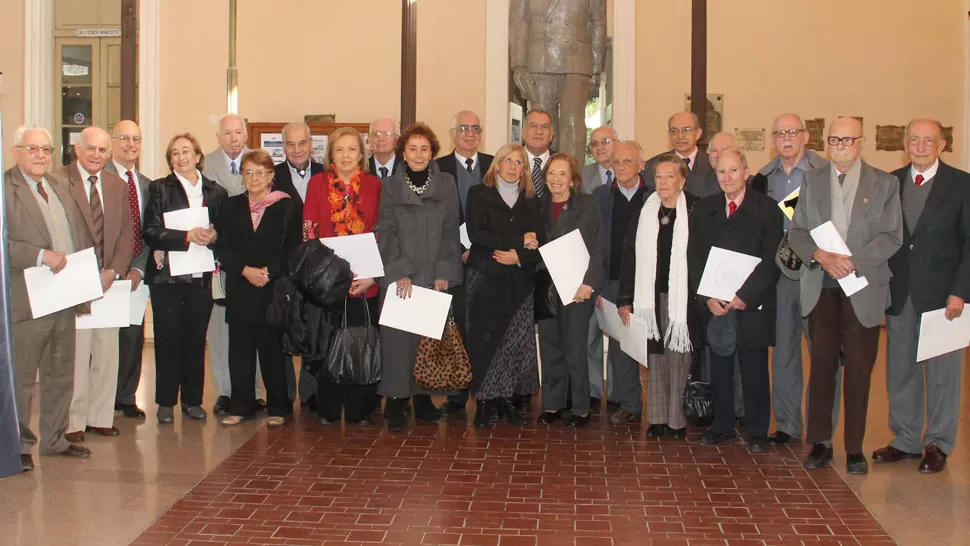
[229,322,289,417]
[150,283,212,407]
[116,322,145,406]
[709,345,770,438]
[538,299,595,415]
[318,294,381,420]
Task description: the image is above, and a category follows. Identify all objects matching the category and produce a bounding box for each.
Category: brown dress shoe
[57,444,91,458]
[86,426,120,437]
[64,431,84,443]
[919,444,947,474]
[609,409,641,425]
[872,445,921,463]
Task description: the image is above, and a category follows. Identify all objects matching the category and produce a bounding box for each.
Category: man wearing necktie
[106,120,152,420]
[581,126,617,195]
[877,119,970,474]
[367,118,401,179]
[59,127,134,443]
[523,109,555,200]
[789,117,903,475]
[641,112,713,194]
[6,125,95,471]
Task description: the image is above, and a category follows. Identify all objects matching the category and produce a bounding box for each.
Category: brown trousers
[806,288,880,454]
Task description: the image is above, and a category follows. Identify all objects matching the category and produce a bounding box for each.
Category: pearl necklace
[404,171,427,195]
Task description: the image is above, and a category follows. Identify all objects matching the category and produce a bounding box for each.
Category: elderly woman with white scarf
[617,153,699,439]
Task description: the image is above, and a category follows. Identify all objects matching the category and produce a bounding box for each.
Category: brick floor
[131,413,897,546]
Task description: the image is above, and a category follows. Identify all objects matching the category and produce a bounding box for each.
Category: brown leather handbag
[413,315,472,391]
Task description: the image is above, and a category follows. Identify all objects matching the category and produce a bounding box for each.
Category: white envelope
[696,247,762,302]
[809,221,869,297]
[129,283,151,326]
[320,233,385,279]
[378,283,453,340]
[24,247,104,319]
[163,207,215,276]
[459,223,471,250]
[77,280,132,329]
[538,229,590,306]
[917,305,970,362]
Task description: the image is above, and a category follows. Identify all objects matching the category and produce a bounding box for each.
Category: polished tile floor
[1,335,968,545]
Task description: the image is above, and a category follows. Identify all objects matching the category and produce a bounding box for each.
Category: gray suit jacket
[581,163,606,195]
[203,147,250,198]
[4,167,94,322]
[104,162,151,273]
[788,161,903,328]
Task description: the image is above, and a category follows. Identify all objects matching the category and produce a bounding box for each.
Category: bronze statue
[510,0,607,159]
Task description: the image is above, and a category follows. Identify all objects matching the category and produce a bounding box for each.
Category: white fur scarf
[632,191,692,353]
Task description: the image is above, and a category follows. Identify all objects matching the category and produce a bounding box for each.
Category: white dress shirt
[911,159,940,184]
[454,151,479,171]
[113,160,144,214]
[78,165,105,209]
[527,149,551,171]
[676,148,699,171]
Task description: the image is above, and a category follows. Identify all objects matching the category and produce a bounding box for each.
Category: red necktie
[126,170,143,256]
[728,201,737,218]
[915,174,925,187]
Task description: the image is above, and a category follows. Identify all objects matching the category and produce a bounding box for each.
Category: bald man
[789,117,902,475]
[641,112,712,194]
[582,126,617,195]
[59,126,134,442]
[106,120,152,419]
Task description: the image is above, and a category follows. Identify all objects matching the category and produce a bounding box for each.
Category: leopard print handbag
[413,315,472,392]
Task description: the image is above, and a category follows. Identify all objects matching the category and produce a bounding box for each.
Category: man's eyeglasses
[590,137,614,148]
[457,125,482,135]
[827,136,862,147]
[772,129,804,139]
[371,130,395,138]
[502,157,524,167]
[113,136,142,144]
[242,170,273,179]
[668,127,695,136]
[16,145,54,155]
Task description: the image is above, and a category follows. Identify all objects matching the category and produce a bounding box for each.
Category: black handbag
[534,267,559,321]
[682,353,714,427]
[324,297,382,385]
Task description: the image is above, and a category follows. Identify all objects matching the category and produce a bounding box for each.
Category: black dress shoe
[213,396,231,416]
[487,401,501,422]
[668,427,687,440]
[512,393,531,412]
[696,431,733,446]
[803,443,834,469]
[116,404,146,419]
[57,444,91,458]
[748,436,769,453]
[316,415,339,425]
[413,395,441,424]
[501,398,528,425]
[768,431,792,445]
[566,413,590,428]
[846,453,869,475]
[474,400,492,429]
[346,416,370,425]
[919,444,948,474]
[21,454,34,472]
[646,424,668,438]
[437,401,466,417]
[588,397,602,413]
[255,399,267,412]
[872,445,922,463]
[384,398,408,432]
[537,410,563,425]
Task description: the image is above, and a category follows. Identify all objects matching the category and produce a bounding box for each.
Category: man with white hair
[367,118,400,179]
[6,125,94,471]
[641,112,712,193]
[582,126,617,194]
[203,114,261,416]
[59,126,134,443]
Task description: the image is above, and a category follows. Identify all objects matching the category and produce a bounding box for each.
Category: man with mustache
[641,112,712,194]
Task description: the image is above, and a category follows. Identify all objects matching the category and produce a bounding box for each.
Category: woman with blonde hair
[465,143,546,428]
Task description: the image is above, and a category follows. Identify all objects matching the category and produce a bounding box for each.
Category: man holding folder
[788,117,903,475]
[5,126,95,471]
[876,119,970,474]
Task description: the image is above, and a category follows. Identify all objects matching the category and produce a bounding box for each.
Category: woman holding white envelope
[303,127,383,425]
[465,143,546,429]
[376,123,463,432]
[616,154,699,438]
[687,149,783,451]
[143,133,227,424]
[535,153,604,429]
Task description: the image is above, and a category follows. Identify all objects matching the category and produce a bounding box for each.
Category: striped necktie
[89,176,105,268]
[532,156,545,197]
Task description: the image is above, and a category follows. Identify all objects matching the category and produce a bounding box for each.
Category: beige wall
[635,0,967,173]
[0,0,25,170]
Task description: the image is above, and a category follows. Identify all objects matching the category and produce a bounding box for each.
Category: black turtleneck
[406,165,430,188]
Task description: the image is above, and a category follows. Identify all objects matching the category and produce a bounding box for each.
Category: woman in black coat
[217,149,302,426]
[687,149,783,451]
[143,133,228,424]
[535,153,605,428]
[465,143,546,428]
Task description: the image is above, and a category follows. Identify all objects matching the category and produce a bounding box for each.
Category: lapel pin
[863,198,869,203]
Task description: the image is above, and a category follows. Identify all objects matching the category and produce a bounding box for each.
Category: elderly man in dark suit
[6,125,95,472]
[434,110,494,418]
[367,118,400,179]
[641,112,712,194]
[875,119,970,474]
[106,120,151,420]
[789,117,903,475]
[59,127,134,443]
[273,122,325,410]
